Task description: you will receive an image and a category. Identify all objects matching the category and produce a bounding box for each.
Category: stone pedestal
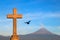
[10,35,19,40]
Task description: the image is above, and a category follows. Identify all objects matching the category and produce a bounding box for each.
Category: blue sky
[0,0,60,36]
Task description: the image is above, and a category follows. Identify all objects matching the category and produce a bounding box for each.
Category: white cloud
[23,13,42,20]
[0,12,60,22]
[21,12,60,21]
[42,13,60,18]
[56,26,60,29]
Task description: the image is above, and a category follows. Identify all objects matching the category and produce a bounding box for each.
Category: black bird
[25,21,31,24]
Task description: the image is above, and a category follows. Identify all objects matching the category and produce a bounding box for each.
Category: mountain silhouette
[31,27,53,35]
[20,27,60,40]
[0,27,60,40]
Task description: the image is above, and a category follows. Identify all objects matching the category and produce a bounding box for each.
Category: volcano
[31,27,53,35]
[20,27,60,40]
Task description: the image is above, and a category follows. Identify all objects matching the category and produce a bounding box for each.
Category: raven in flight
[25,21,31,24]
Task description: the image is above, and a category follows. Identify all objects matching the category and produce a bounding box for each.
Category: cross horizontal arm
[16,14,22,18]
[7,14,13,18]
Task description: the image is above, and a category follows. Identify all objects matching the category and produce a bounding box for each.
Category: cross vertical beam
[7,8,22,40]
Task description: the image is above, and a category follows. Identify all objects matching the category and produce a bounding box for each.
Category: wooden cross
[7,8,22,35]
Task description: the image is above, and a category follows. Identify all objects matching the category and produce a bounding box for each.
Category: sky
[0,0,60,36]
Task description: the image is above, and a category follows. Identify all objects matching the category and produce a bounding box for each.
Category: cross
[7,8,22,35]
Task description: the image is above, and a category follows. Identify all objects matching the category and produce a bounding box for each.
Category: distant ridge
[0,27,60,40]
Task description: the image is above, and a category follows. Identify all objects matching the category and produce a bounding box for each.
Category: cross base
[10,35,19,40]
